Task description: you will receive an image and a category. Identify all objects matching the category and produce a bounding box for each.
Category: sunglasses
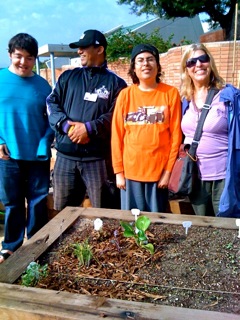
[186,54,210,68]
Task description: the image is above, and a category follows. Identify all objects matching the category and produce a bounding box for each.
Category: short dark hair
[8,33,38,58]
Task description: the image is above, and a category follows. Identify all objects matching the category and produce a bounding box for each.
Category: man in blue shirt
[0,33,54,263]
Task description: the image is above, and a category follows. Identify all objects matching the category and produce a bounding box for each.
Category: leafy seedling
[73,239,93,267]
[120,215,154,254]
[21,261,48,287]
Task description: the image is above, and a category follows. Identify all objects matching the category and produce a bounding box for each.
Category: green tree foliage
[117,0,239,40]
[106,27,191,62]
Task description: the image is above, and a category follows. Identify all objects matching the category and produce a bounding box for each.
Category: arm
[116,172,126,190]
[159,88,182,188]
[36,125,55,159]
[46,70,73,134]
[111,89,126,187]
[47,72,90,145]
[85,77,127,140]
[158,171,171,188]
[47,71,127,143]
[67,120,90,144]
[68,77,127,144]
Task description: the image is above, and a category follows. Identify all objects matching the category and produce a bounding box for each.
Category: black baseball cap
[131,44,159,64]
[69,29,107,49]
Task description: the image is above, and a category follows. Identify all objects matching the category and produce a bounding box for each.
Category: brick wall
[108,60,132,86]
[40,41,240,89]
[199,29,225,43]
[159,41,240,90]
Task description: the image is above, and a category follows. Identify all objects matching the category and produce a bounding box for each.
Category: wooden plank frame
[0,207,239,320]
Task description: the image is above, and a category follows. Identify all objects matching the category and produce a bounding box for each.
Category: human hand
[116,172,126,190]
[68,121,90,144]
[0,144,10,160]
[158,170,171,189]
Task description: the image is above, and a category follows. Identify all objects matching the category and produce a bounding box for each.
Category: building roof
[105,18,157,35]
[105,16,204,44]
[37,44,78,86]
[38,44,78,58]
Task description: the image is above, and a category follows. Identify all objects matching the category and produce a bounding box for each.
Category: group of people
[0,29,239,263]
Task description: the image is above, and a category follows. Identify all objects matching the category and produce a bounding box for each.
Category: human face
[134,52,158,83]
[186,50,211,86]
[9,49,35,77]
[77,45,102,67]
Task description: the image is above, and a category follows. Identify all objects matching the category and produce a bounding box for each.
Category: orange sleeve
[111,89,126,174]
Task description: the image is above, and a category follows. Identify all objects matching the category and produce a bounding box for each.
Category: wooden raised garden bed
[0,207,239,320]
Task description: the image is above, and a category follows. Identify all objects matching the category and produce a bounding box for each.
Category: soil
[30,217,240,314]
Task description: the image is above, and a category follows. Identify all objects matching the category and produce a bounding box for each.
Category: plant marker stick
[131,208,140,233]
[236,219,240,238]
[182,221,192,235]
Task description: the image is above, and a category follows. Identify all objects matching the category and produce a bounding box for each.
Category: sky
[0,0,208,68]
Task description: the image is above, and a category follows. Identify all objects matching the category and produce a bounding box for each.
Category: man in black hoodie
[47,29,127,211]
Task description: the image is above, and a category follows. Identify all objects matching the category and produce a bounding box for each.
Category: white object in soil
[94,218,103,231]
[182,221,192,235]
[236,219,240,238]
[131,208,140,233]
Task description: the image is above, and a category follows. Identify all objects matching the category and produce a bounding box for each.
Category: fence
[40,41,240,89]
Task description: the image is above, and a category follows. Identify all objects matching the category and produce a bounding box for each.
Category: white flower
[94,218,103,231]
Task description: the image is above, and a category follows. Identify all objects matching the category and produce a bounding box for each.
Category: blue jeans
[0,159,50,252]
[121,179,168,212]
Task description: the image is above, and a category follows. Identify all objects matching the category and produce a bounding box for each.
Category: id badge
[84,92,98,102]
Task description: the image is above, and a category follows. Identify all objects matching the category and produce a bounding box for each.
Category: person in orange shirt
[111,44,182,212]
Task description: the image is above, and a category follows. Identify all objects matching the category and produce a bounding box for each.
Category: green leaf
[120,217,154,254]
[143,243,154,255]
[137,229,148,242]
[120,220,135,237]
[120,221,134,232]
[21,262,48,287]
[136,215,151,232]
[124,230,136,237]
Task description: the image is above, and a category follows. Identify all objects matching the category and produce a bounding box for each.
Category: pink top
[181,91,228,180]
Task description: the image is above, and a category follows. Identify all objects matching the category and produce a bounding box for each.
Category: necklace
[192,89,207,122]
[192,99,202,123]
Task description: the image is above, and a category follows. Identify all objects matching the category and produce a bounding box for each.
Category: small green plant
[73,239,93,267]
[225,242,233,250]
[120,215,154,254]
[21,261,48,287]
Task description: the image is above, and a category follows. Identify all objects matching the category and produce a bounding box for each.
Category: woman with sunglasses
[180,43,240,218]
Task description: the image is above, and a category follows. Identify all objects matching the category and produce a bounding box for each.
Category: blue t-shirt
[0,68,54,160]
